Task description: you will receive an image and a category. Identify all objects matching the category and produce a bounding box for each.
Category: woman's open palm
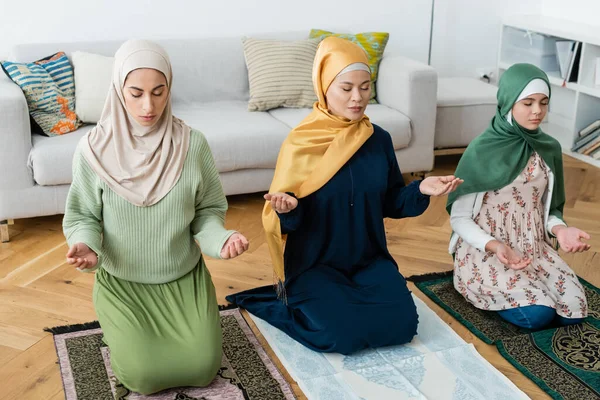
[419,175,464,196]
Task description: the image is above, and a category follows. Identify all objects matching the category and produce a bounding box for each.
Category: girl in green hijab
[447,63,591,329]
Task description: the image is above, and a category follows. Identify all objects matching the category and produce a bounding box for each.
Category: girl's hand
[554,226,591,253]
[486,240,531,270]
[66,243,98,270]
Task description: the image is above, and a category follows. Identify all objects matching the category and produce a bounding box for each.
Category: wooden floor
[0,154,598,400]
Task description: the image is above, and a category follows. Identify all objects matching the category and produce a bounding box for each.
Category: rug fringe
[44,321,101,335]
[406,270,453,283]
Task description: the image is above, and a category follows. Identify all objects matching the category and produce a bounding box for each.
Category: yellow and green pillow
[309,29,389,103]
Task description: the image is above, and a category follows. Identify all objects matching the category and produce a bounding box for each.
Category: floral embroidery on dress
[523,156,537,184]
[507,274,522,290]
[523,287,538,305]
[489,265,499,287]
[512,187,526,207]
[577,296,588,315]
[555,274,567,296]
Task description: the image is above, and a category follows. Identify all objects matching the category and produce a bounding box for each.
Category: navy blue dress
[226,124,430,355]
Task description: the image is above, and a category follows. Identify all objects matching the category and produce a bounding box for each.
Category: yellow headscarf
[263,36,374,291]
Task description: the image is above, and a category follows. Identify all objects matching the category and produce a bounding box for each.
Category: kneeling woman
[63,40,248,394]
[227,37,461,354]
[447,63,590,329]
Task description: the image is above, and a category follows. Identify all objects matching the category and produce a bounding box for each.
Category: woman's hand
[220,233,249,259]
[264,192,298,213]
[419,175,463,196]
[486,240,531,270]
[66,243,98,270]
[554,226,591,253]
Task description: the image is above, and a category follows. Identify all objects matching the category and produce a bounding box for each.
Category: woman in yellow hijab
[227,37,461,354]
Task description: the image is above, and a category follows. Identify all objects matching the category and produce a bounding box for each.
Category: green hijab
[446,63,565,224]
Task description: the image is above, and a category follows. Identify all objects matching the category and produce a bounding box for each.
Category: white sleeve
[547,214,567,236]
[450,193,496,252]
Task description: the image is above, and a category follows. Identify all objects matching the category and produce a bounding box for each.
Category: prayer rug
[408,271,600,400]
[249,294,529,399]
[45,307,296,400]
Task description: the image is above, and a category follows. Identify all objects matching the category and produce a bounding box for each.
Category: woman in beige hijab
[62,39,248,394]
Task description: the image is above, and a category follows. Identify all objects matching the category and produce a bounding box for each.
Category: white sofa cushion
[173,101,291,173]
[269,104,412,149]
[29,102,413,187]
[435,78,497,148]
[29,125,93,186]
[72,51,114,123]
[437,78,497,107]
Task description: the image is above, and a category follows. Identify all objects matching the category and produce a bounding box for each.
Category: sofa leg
[1,220,13,243]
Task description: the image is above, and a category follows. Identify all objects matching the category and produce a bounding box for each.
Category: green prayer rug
[407,271,600,400]
[44,307,296,400]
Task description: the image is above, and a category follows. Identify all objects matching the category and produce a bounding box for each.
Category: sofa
[0,33,438,240]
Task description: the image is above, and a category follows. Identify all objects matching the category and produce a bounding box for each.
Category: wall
[1,0,568,78]
[541,0,600,27]
[429,0,542,78]
[0,0,431,62]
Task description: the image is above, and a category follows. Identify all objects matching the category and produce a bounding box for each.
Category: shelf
[503,14,600,47]
[499,61,577,91]
[563,149,600,169]
[500,62,600,99]
[578,85,600,98]
[499,17,600,169]
[546,72,567,88]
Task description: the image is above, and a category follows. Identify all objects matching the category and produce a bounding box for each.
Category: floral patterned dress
[453,152,588,318]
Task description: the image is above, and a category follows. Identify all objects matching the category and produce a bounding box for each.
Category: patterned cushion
[309,29,390,104]
[243,37,319,112]
[1,52,82,136]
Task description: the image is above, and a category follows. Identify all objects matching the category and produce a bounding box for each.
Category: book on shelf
[579,119,600,138]
[563,41,582,85]
[555,40,574,79]
[590,145,600,159]
[583,140,600,156]
[572,129,600,152]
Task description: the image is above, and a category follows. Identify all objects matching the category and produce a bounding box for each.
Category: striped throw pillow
[243,38,319,112]
[1,52,82,136]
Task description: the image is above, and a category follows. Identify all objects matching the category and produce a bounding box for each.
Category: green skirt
[93,261,222,395]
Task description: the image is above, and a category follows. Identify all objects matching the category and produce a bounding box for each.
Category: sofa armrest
[376,56,437,161]
[0,74,33,190]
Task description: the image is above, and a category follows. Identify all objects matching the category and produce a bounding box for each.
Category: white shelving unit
[498,15,600,168]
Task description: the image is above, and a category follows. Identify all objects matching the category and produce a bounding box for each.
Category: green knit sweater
[63,130,235,284]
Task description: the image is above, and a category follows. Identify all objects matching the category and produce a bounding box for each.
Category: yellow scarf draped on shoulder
[263,36,374,290]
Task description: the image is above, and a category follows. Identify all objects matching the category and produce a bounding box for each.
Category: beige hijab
[81,39,190,207]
